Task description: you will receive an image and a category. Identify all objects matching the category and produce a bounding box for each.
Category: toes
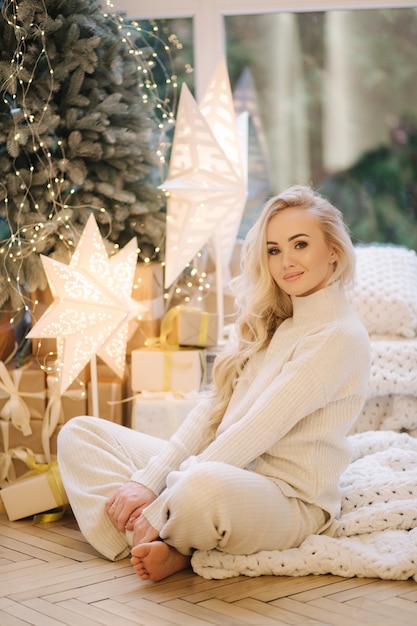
[137,567,149,579]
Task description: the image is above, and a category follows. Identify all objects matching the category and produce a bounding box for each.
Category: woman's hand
[106,482,157,533]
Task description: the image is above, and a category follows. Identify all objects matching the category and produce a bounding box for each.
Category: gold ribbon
[141,350,203,392]
[163,350,194,391]
[26,456,68,523]
[0,362,46,436]
[149,305,211,348]
[142,347,194,392]
[142,306,210,391]
[197,312,210,347]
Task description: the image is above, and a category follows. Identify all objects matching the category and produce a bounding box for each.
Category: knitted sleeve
[182,324,369,471]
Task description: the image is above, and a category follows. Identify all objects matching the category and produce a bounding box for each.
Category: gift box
[127,262,164,353]
[131,347,206,393]
[130,391,201,439]
[0,462,68,521]
[0,419,61,478]
[163,306,218,348]
[45,371,88,428]
[127,319,161,353]
[0,360,46,436]
[88,376,126,424]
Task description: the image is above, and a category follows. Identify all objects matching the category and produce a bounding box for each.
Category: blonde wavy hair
[207,184,356,432]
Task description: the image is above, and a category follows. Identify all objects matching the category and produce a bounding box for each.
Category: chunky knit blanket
[352,337,417,436]
[367,337,417,400]
[191,430,417,580]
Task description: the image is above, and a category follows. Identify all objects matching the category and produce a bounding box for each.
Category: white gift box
[130,391,201,439]
[131,347,206,393]
[0,465,68,521]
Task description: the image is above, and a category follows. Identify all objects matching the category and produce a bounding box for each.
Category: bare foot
[130,541,191,581]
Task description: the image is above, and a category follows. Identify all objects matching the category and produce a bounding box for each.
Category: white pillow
[346,245,417,338]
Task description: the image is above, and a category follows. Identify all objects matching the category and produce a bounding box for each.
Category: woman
[58,185,371,582]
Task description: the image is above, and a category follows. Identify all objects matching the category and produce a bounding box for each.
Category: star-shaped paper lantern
[27,214,138,395]
[233,66,271,225]
[161,58,248,289]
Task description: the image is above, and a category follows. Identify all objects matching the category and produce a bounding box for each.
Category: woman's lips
[283,271,304,281]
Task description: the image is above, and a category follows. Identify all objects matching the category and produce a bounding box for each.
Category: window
[226,8,417,248]
[120,1,417,249]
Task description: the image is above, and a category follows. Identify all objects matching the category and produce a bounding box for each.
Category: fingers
[107,497,143,533]
[107,498,130,531]
[106,483,158,533]
[124,509,141,531]
[106,497,117,514]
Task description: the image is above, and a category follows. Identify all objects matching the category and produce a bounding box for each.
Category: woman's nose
[282,250,295,268]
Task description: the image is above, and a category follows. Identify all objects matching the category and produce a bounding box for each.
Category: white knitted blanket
[191,430,417,580]
[352,337,417,435]
[367,337,417,399]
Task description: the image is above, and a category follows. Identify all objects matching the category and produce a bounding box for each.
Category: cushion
[346,245,417,338]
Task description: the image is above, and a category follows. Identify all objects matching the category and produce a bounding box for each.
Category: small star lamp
[27,214,139,416]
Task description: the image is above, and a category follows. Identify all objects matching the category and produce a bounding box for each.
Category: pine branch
[0,0,180,314]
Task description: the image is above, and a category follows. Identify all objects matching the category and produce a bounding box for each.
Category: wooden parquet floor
[0,511,416,626]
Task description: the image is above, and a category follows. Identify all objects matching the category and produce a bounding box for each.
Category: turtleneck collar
[290,281,347,325]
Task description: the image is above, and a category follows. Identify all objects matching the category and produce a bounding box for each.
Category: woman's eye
[268,247,280,255]
[295,241,307,249]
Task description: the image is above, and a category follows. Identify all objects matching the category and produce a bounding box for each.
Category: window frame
[107,0,417,98]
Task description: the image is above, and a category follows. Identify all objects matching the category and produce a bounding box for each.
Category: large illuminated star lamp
[27,214,139,414]
[161,58,248,293]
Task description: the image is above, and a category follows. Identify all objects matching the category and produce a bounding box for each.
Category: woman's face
[266,206,338,297]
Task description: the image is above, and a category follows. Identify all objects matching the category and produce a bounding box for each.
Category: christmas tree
[0,0,180,315]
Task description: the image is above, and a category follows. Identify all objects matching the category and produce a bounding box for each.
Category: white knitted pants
[57,416,326,561]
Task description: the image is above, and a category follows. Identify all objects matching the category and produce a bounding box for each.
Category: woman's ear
[329,247,338,261]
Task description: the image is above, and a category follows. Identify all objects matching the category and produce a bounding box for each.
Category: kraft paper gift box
[163,306,218,348]
[130,391,202,439]
[46,373,88,427]
[127,262,164,353]
[0,419,61,479]
[88,376,126,424]
[0,360,46,437]
[0,462,68,521]
[131,347,206,393]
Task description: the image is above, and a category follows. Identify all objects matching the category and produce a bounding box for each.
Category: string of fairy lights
[0,0,211,330]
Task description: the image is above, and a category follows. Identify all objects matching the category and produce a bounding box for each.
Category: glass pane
[226,9,417,250]
[134,18,194,111]
[130,18,194,159]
